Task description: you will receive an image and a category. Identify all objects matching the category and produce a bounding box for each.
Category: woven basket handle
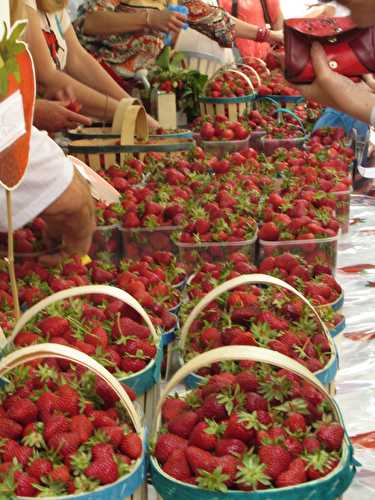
[243,56,271,77]
[120,105,149,147]
[111,97,140,134]
[204,68,254,96]
[0,343,142,432]
[152,345,336,438]
[180,274,331,351]
[9,285,158,344]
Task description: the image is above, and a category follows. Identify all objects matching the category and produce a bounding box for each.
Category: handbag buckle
[328,37,338,43]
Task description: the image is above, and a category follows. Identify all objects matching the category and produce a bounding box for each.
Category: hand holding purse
[284,16,375,84]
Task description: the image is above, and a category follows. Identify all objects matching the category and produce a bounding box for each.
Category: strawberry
[14,331,39,347]
[224,413,256,444]
[37,316,69,338]
[84,325,108,349]
[258,444,292,480]
[163,448,192,481]
[217,454,239,485]
[168,411,199,439]
[50,464,71,483]
[0,417,23,439]
[244,393,268,412]
[91,410,117,428]
[71,415,94,443]
[7,398,38,425]
[285,413,307,433]
[215,438,246,457]
[3,440,33,466]
[189,421,218,451]
[27,458,53,481]
[55,385,80,416]
[112,317,149,340]
[259,222,280,241]
[92,443,115,461]
[120,432,142,459]
[14,471,38,497]
[317,423,344,451]
[235,372,259,392]
[44,415,70,442]
[276,457,307,487]
[197,393,227,421]
[303,436,321,453]
[155,433,188,465]
[185,446,218,474]
[48,432,81,458]
[120,357,147,373]
[85,456,119,485]
[161,397,189,422]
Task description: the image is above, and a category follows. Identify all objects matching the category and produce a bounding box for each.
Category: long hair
[36,0,69,13]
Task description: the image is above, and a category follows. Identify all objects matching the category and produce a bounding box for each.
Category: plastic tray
[248,130,266,150]
[259,233,339,272]
[261,135,307,156]
[331,189,352,234]
[177,232,258,273]
[120,226,179,259]
[200,136,250,156]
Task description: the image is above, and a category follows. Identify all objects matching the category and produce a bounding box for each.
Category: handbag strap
[259,0,272,27]
[231,0,238,18]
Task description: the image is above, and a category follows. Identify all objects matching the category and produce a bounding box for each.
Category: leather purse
[284,16,375,84]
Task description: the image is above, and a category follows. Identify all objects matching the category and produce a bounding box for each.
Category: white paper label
[0,90,26,153]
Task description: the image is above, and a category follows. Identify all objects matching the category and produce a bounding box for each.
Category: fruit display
[179,274,337,387]
[258,70,302,99]
[0,218,50,257]
[204,70,255,99]
[150,347,356,498]
[0,344,145,498]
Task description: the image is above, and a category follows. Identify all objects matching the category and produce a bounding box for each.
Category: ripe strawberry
[276,457,307,487]
[284,436,304,457]
[259,222,280,241]
[27,458,53,481]
[50,465,71,483]
[84,325,108,349]
[120,357,147,373]
[14,471,38,497]
[3,440,33,466]
[71,415,94,443]
[14,331,39,347]
[189,421,218,451]
[197,393,227,421]
[85,456,119,485]
[258,444,292,480]
[163,448,192,481]
[91,443,115,461]
[7,398,38,425]
[120,433,142,459]
[113,317,149,340]
[285,413,307,433]
[154,433,188,464]
[0,417,22,439]
[55,385,80,416]
[44,415,70,441]
[37,316,69,337]
[217,454,239,485]
[91,410,117,428]
[185,446,218,474]
[317,423,344,451]
[224,413,256,444]
[168,411,199,439]
[215,438,247,457]
[303,436,321,453]
[244,392,268,412]
[161,397,189,422]
[235,371,259,392]
[48,432,81,458]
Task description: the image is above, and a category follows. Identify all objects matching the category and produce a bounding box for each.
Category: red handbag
[284,16,375,84]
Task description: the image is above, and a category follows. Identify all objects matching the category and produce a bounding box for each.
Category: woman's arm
[25,6,119,120]
[64,26,128,102]
[82,8,186,36]
[231,16,283,43]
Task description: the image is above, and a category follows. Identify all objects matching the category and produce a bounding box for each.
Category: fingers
[168,14,185,32]
[310,42,331,81]
[63,109,92,127]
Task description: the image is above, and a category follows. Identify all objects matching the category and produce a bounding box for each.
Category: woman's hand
[149,9,187,33]
[270,30,284,44]
[34,99,92,132]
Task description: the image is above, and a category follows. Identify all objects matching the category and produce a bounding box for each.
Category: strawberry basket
[199,69,256,122]
[120,225,180,260]
[179,274,338,391]
[6,285,163,427]
[90,224,122,261]
[0,343,147,499]
[331,188,352,235]
[150,345,356,500]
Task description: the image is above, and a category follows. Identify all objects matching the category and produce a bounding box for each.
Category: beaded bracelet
[256,27,271,43]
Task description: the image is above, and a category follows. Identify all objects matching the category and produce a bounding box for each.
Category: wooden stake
[6,189,20,320]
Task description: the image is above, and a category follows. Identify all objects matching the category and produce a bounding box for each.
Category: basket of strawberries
[5,285,163,426]
[0,343,147,499]
[179,274,338,391]
[199,69,256,122]
[150,345,357,499]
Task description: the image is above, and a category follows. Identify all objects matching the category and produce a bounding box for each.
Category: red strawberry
[92,443,115,461]
[113,317,149,340]
[14,471,38,497]
[55,385,80,416]
[161,397,189,422]
[259,444,292,480]
[284,436,304,457]
[303,436,321,453]
[84,325,108,349]
[95,377,120,407]
[44,415,70,442]
[48,432,81,458]
[197,393,227,421]
[224,413,255,444]
[235,372,259,392]
[14,331,39,347]
[7,398,38,425]
[317,423,344,451]
[244,392,268,412]
[37,316,69,337]
[120,357,147,373]
[85,456,119,485]
[0,417,22,439]
[189,421,218,451]
[163,448,192,481]
[285,413,307,433]
[50,465,71,483]
[3,440,33,466]
[185,446,218,474]
[217,454,239,485]
[120,433,142,459]
[91,410,117,428]
[276,457,307,487]
[259,222,279,241]
[168,411,199,439]
[71,415,94,443]
[100,426,123,448]
[154,433,188,465]
[27,458,53,481]
[215,438,246,457]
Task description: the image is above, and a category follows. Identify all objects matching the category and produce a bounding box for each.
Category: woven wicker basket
[0,343,147,500]
[179,274,338,393]
[150,345,357,500]
[7,285,163,428]
[199,69,257,121]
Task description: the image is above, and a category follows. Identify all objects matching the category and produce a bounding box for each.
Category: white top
[0,127,74,232]
[25,0,71,70]
[281,0,350,18]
